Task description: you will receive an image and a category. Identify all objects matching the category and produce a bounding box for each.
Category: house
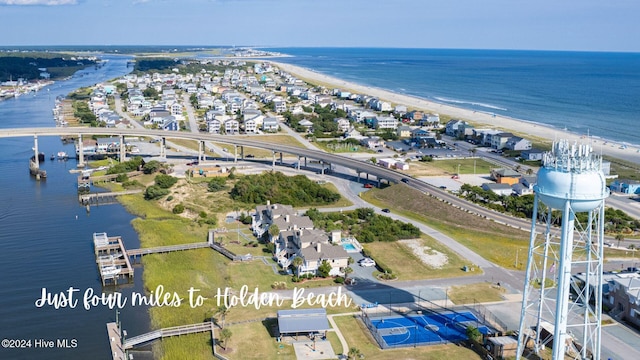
[445,119,472,138]
[491,168,521,185]
[512,183,533,196]
[334,118,350,133]
[373,116,398,129]
[298,240,350,276]
[609,179,640,194]
[521,148,545,161]
[244,118,258,134]
[298,119,314,132]
[273,99,287,113]
[224,119,239,134]
[360,136,385,149]
[608,275,640,328]
[251,201,303,239]
[481,183,513,196]
[207,119,221,134]
[505,136,532,151]
[491,132,515,150]
[262,117,279,132]
[396,125,412,138]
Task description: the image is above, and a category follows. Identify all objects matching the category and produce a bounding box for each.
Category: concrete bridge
[2,126,410,186]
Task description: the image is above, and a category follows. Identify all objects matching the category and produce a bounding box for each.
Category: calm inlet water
[0,56,152,360]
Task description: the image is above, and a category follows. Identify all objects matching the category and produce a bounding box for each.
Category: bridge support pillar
[304,157,307,167]
[33,135,40,168]
[297,156,301,171]
[77,134,85,168]
[160,137,166,159]
[198,141,205,162]
[320,161,325,176]
[240,146,244,160]
[356,171,361,183]
[279,152,283,165]
[119,135,126,162]
[234,145,238,163]
[366,173,369,180]
[377,178,381,188]
[272,151,276,168]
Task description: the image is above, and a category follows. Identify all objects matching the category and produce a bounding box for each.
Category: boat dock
[93,232,216,285]
[80,190,142,206]
[93,233,134,286]
[106,321,226,360]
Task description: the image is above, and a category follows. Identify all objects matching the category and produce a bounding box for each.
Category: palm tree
[219,328,232,351]
[292,256,304,276]
[215,305,230,329]
[343,266,354,283]
[268,224,280,243]
[616,233,625,248]
[348,347,363,359]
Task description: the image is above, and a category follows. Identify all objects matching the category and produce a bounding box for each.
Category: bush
[166,195,174,201]
[115,173,128,182]
[207,177,227,192]
[334,277,345,284]
[155,174,178,189]
[172,204,185,214]
[199,211,207,218]
[144,185,170,200]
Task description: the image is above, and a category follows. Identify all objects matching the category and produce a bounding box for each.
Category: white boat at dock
[57,151,69,160]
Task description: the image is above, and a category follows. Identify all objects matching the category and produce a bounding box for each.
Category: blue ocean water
[268,48,640,146]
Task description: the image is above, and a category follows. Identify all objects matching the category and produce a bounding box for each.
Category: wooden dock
[93,233,134,286]
[128,242,211,263]
[106,322,126,360]
[80,190,142,206]
[94,232,215,285]
[124,321,214,349]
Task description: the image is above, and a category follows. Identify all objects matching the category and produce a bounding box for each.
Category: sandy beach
[271,61,640,166]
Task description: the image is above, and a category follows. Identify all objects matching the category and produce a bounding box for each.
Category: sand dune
[271,61,640,166]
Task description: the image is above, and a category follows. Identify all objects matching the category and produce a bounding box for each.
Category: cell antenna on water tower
[516,140,609,360]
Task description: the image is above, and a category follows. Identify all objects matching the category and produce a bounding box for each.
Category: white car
[359,258,376,267]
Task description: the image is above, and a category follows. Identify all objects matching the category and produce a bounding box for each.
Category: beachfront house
[505,136,532,151]
[445,119,473,139]
[491,132,515,150]
[373,116,398,129]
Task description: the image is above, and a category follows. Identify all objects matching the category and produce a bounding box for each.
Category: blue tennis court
[369,311,492,347]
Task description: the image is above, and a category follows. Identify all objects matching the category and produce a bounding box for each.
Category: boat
[57,151,69,160]
[50,154,55,161]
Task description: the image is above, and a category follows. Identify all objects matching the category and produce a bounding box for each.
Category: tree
[291,256,304,275]
[348,347,363,360]
[616,233,625,248]
[318,260,332,278]
[207,176,227,192]
[466,326,482,343]
[142,160,162,174]
[369,157,377,164]
[155,174,178,189]
[343,266,353,282]
[219,328,232,351]
[215,305,230,329]
[268,224,280,242]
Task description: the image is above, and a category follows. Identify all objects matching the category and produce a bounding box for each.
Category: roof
[300,242,349,261]
[277,309,329,334]
[486,336,518,346]
[493,168,521,177]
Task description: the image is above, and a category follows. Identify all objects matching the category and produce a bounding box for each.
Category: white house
[224,119,239,134]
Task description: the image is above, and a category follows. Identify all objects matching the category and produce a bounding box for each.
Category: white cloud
[0,0,78,5]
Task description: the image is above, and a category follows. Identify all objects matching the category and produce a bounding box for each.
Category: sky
[0,0,638,52]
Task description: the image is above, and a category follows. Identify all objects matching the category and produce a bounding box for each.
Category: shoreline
[269,61,640,166]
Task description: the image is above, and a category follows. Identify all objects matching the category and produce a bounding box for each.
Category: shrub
[144,185,169,200]
[172,204,185,214]
[334,277,345,284]
[115,173,128,182]
[166,195,174,201]
[155,174,178,189]
[199,211,207,218]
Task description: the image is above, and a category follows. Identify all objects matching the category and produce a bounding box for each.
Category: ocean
[268,48,640,146]
[0,56,152,360]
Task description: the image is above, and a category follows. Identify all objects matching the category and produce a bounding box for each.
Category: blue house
[609,179,640,194]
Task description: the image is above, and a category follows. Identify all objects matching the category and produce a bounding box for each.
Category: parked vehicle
[359,258,376,267]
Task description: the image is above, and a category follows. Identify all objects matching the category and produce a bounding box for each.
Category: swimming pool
[342,243,357,252]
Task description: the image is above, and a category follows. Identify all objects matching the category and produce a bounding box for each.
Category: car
[245,154,255,158]
[439,185,447,190]
[377,149,383,153]
[381,208,390,213]
[451,175,459,179]
[401,178,409,184]
[364,183,373,188]
[359,258,376,267]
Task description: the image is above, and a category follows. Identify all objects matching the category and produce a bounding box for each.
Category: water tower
[517,140,609,360]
